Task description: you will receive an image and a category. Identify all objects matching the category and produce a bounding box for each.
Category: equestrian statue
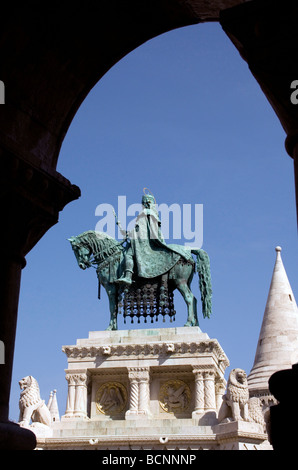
[68,191,212,331]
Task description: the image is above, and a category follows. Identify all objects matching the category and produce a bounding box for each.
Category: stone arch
[1,0,297,449]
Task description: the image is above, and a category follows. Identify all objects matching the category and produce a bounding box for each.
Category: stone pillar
[126,371,139,417]
[215,380,227,413]
[0,152,80,448]
[63,372,88,419]
[64,374,76,418]
[73,373,88,418]
[0,257,37,449]
[192,368,205,418]
[126,367,150,418]
[0,258,23,423]
[204,370,216,412]
[138,369,150,416]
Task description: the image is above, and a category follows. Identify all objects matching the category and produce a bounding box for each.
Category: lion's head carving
[19,375,43,408]
[226,368,249,405]
[18,375,52,428]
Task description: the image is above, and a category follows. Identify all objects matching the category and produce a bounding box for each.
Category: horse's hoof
[184,321,199,327]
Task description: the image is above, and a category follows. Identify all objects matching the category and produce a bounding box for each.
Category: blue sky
[9,22,297,421]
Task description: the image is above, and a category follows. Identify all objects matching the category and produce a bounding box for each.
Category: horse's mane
[75,230,122,262]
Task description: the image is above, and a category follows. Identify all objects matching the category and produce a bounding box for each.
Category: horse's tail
[191,249,212,319]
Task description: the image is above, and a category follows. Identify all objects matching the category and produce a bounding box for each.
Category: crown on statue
[142,188,156,206]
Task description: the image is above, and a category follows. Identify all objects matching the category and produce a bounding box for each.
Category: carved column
[126,367,150,418]
[204,370,216,412]
[64,374,76,418]
[73,373,88,418]
[138,368,150,416]
[63,372,88,419]
[192,368,205,417]
[0,151,80,449]
[126,370,139,417]
[215,379,227,413]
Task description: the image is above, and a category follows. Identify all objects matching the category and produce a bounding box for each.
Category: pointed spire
[248,246,298,395]
[47,391,53,409]
[48,390,60,422]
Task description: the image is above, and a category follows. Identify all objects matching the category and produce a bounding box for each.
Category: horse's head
[68,236,92,270]
[69,230,123,274]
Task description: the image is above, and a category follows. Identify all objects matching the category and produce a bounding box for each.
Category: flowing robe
[128,208,193,278]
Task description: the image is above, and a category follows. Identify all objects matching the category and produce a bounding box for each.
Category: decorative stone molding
[102,346,111,356]
[166,343,175,353]
[37,420,268,451]
[62,339,229,367]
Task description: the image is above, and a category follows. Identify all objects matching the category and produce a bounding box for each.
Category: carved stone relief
[159,379,191,414]
[95,382,127,416]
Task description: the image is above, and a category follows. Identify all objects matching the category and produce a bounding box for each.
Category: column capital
[65,371,88,386]
[192,365,216,376]
[127,366,150,381]
[204,369,216,379]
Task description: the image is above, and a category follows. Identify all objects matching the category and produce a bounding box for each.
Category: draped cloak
[128,208,193,278]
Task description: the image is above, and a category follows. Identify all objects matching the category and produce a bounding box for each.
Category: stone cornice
[62,339,229,368]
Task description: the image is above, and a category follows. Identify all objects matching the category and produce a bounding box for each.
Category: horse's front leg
[176,280,199,327]
[105,284,118,331]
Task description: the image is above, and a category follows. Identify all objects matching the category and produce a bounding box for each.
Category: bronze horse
[69,230,212,330]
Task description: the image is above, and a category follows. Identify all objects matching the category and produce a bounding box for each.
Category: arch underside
[1,0,296,170]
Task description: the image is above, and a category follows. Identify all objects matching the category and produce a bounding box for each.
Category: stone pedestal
[36,327,268,450]
[61,327,227,423]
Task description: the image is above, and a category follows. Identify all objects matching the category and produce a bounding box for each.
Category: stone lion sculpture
[248,396,266,429]
[218,368,251,423]
[18,375,52,428]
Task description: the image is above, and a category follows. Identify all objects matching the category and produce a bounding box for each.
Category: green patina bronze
[69,193,212,331]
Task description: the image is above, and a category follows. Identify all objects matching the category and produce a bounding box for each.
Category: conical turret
[47,391,53,409]
[248,246,298,396]
[48,389,60,422]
